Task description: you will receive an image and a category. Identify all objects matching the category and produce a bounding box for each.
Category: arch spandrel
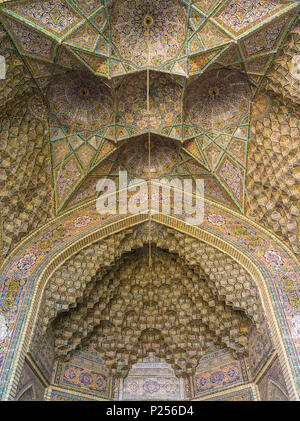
[0,196,299,399]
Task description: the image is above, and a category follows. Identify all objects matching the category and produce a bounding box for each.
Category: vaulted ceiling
[41,223,262,377]
[0,0,298,215]
[0,0,297,78]
[0,0,299,258]
[0,1,299,386]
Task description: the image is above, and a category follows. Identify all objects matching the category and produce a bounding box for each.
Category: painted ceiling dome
[110,0,187,68]
[0,0,297,78]
[117,71,183,132]
[185,69,251,131]
[118,135,180,178]
[0,0,295,217]
[47,71,113,131]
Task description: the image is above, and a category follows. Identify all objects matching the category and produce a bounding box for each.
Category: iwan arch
[0,196,300,401]
[0,0,299,402]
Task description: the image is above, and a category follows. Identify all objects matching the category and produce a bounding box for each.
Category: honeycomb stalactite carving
[0,27,32,109]
[248,92,300,256]
[0,92,54,257]
[0,27,54,258]
[53,248,252,377]
[264,18,300,105]
[40,231,131,328]
[41,223,262,377]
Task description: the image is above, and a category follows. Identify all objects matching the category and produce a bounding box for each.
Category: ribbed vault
[0,0,299,261]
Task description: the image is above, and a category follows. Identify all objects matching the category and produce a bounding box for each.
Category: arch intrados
[1,211,299,400]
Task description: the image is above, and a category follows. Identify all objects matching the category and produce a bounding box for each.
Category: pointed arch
[0,198,299,400]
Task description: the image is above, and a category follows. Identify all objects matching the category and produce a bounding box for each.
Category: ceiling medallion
[143,14,154,28]
[208,86,220,97]
[79,87,90,98]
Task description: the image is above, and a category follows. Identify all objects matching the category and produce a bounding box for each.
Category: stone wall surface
[257,356,289,401]
[14,359,45,401]
[29,314,55,382]
[247,320,274,379]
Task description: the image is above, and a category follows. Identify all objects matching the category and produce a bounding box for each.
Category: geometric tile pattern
[0,0,298,217]
[52,246,253,377]
[46,68,251,213]
[194,349,245,395]
[184,68,251,209]
[264,15,300,104]
[188,0,298,82]
[61,134,237,213]
[0,1,299,226]
[120,359,184,401]
[256,356,289,400]
[116,72,183,134]
[204,388,254,400]
[30,314,56,382]
[46,67,251,213]
[0,0,297,80]
[52,350,111,398]
[110,0,187,70]
[247,320,274,379]
[0,182,299,400]
[48,390,97,401]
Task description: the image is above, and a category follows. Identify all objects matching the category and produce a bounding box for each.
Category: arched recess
[0,198,299,400]
[14,382,35,402]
